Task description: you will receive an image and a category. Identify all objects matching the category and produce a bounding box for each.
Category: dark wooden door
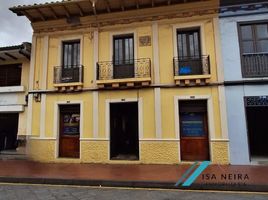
[0,113,19,151]
[179,100,210,161]
[110,102,139,160]
[59,105,80,158]
[113,34,134,79]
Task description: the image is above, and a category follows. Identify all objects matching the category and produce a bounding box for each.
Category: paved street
[0,183,267,200]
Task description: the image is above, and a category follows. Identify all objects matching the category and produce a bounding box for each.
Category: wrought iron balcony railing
[97,58,151,80]
[54,65,84,84]
[173,56,210,76]
[241,53,268,78]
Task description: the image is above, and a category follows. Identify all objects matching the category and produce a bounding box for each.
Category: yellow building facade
[11,0,229,164]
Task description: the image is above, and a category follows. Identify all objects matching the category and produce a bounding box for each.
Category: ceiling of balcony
[10,0,207,22]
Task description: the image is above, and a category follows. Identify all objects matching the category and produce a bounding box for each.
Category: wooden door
[179,100,210,161]
[59,105,80,158]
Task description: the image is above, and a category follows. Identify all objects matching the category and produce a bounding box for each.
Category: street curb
[0,176,267,192]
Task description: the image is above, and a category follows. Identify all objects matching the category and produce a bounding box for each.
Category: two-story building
[220,0,268,164]
[10,0,229,164]
[0,43,31,156]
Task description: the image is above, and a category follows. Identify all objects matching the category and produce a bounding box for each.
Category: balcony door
[62,40,80,82]
[239,23,268,77]
[113,34,134,79]
[177,29,202,75]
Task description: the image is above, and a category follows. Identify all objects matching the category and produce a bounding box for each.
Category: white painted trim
[39,94,46,138]
[29,35,37,90]
[213,17,224,82]
[80,138,108,141]
[54,100,83,159]
[174,95,216,161]
[140,138,180,141]
[105,98,143,160]
[41,35,49,89]
[172,21,207,58]
[152,22,160,84]
[30,137,56,140]
[0,86,25,93]
[218,86,229,140]
[93,91,99,138]
[58,35,83,66]
[93,30,99,83]
[26,94,33,136]
[0,105,24,112]
[154,88,162,138]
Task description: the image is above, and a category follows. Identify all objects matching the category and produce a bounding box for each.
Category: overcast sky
[0,0,54,47]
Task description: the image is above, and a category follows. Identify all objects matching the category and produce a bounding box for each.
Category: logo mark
[175,161,211,187]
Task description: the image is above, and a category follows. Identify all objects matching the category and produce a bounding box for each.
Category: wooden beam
[75,3,84,17]
[22,10,34,21]
[136,0,140,9]
[167,0,171,5]
[104,0,111,13]
[152,0,155,7]
[62,5,70,18]
[49,6,58,19]
[120,0,125,11]
[36,8,46,21]
[5,53,18,60]
[0,56,6,61]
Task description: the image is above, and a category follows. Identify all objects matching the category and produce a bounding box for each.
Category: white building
[220,0,268,164]
[0,43,31,156]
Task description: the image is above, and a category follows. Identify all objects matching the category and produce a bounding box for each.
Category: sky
[0,0,54,47]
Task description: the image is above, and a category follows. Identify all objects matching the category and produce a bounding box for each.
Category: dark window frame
[238,20,268,78]
[176,27,202,59]
[0,64,22,87]
[238,21,268,54]
[113,34,134,66]
[61,40,81,68]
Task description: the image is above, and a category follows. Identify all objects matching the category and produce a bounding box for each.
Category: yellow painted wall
[28,1,228,164]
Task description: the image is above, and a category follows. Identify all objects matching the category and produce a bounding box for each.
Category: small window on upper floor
[239,22,268,77]
[62,40,80,68]
[174,28,210,77]
[0,64,21,87]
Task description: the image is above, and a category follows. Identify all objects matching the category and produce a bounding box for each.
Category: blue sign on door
[180,113,204,137]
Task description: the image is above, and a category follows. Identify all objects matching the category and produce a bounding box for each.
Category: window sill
[0,86,25,93]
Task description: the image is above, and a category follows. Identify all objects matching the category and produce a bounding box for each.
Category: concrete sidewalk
[0,160,267,192]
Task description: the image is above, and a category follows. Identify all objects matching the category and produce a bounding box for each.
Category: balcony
[241,53,268,78]
[173,56,211,86]
[96,58,151,88]
[53,65,84,91]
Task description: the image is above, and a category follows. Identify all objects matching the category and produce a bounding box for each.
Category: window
[175,28,208,76]
[240,23,268,54]
[60,40,81,83]
[112,34,135,79]
[0,64,21,86]
[239,22,268,77]
[177,29,201,59]
[62,40,80,67]
[113,34,134,65]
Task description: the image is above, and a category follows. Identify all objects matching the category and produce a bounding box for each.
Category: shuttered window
[0,64,22,86]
